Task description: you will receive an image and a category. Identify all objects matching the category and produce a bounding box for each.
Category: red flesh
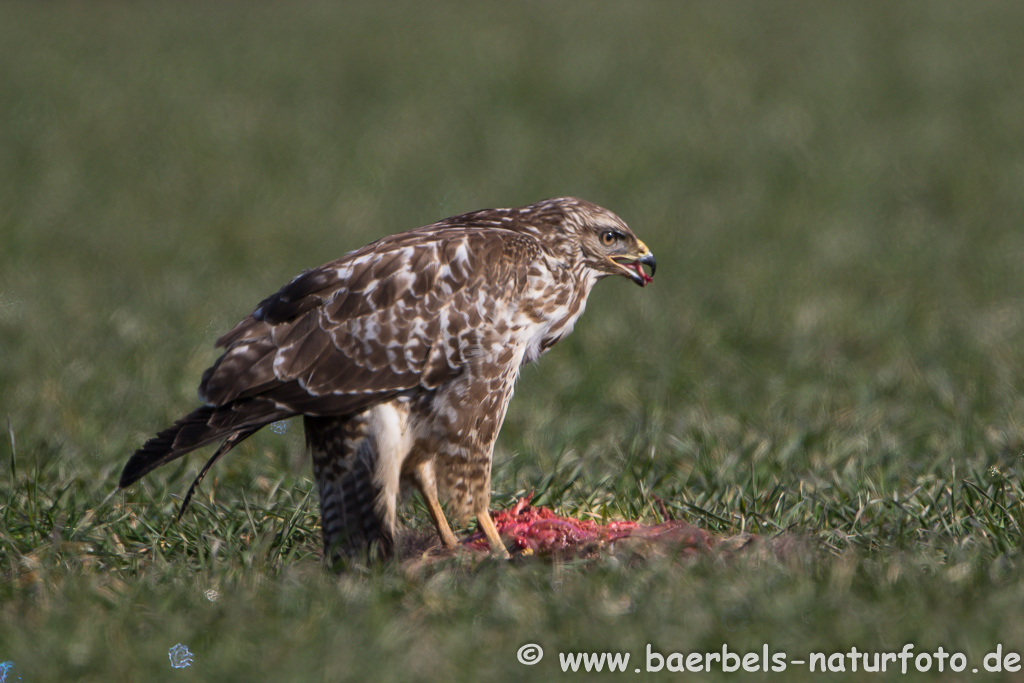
[462,494,712,556]
[633,261,653,286]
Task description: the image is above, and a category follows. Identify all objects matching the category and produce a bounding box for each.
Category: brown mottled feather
[121,197,653,565]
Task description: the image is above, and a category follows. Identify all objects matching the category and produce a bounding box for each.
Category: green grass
[4,2,1024,680]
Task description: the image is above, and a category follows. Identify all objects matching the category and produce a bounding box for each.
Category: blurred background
[3,2,1024,485]
[3,2,1024,680]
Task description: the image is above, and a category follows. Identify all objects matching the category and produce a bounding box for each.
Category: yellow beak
[611,239,656,286]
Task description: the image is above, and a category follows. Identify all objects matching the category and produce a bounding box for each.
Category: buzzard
[119,197,655,563]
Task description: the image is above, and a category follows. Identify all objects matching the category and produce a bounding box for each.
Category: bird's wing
[119,225,535,489]
[199,226,530,417]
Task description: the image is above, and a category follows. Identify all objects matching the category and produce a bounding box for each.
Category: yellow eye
[601,231,617,246]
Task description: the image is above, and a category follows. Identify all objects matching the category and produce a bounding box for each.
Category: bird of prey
[119,197,655,564]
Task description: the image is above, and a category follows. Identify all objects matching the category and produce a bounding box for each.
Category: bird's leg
[476,506,511,560]
[412,461,459,549]
[423,487,459,549]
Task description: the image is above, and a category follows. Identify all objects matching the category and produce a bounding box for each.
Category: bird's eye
[601,231,618,246]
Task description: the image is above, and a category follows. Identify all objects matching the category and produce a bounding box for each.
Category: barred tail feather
[333,438,394,560]
[304,414,393,566]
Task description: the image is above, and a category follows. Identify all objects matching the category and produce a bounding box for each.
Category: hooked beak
[612,239,656,287]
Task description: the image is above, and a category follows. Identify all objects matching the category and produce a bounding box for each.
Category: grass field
[3,2,1024,680]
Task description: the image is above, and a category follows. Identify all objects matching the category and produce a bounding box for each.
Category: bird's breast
[517,284,590,365]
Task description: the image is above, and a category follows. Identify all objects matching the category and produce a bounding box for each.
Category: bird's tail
[304,415,394,566]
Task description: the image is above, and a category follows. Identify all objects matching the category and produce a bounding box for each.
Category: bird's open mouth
[613,253,656,287]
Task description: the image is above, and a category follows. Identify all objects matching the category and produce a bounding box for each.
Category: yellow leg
[413,462,459,548]
[423,485,459,549]
[476,508,511,559]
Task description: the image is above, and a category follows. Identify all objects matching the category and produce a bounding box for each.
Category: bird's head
[556,198,656,287]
